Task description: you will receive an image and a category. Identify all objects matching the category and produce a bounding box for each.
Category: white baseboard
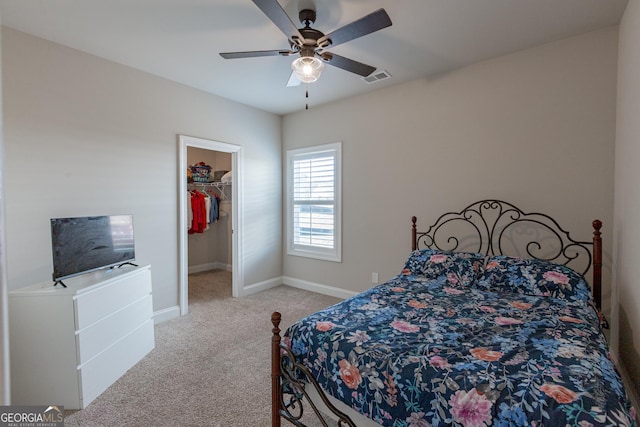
[241,276,283,296]
[155,276,354,323]
[188,262,231,274]
[240,275,358,300]
[153,306,180,324]
[282,276,358,300]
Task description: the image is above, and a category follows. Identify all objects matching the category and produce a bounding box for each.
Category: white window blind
[287,143,341,262]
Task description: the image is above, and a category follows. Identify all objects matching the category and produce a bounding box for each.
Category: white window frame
[286,142,342,262]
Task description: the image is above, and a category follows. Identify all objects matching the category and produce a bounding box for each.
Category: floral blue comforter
[283,252,636,427]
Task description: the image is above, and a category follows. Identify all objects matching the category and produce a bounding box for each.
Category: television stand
[9,265,155,409]
[53,279,67,288]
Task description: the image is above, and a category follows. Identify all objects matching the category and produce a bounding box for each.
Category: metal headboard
[411,200,603,309]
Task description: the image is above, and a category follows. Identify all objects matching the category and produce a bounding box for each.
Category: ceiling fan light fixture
[291,56,324,83]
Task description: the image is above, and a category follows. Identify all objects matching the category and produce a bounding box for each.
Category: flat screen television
[50,215,136,284]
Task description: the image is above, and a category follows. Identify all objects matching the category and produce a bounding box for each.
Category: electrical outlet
[371,272,379,284]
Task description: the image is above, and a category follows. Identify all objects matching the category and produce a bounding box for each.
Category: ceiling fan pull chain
[305,84,309,110]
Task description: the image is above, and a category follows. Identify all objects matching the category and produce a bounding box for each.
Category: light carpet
[64,270,341,426]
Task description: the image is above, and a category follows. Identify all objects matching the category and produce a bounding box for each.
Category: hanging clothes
[204,195,211,231]
[187,184,224,233]
[188,190,207,234]
[209,192,220,223]
[187,191,193,231]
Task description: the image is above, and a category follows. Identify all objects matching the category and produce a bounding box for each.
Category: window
[286,142,341,262]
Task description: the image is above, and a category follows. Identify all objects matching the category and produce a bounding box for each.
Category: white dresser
[8,265,155,409]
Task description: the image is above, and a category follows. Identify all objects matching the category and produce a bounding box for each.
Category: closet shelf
[188,181,231,186]
[188,181,232,200]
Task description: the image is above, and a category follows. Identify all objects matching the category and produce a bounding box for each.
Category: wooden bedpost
[412,216,417,251]
[271,312,282,427]
[592,220,602,310]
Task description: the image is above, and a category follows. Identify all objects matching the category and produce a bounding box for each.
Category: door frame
[178,135,243,315]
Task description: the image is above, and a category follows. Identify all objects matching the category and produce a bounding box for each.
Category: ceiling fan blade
[286,71,301,87]
[220,49,293,59]
[318,9,392,49]
[252,0,304,45]
[322,53,376,77]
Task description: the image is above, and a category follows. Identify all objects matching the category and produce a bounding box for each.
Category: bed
[271,200,637,427]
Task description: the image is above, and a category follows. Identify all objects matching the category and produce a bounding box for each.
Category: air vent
[363,70,391,84]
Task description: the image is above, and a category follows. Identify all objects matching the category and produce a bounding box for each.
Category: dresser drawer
[79,319,155,407]
[76,294,153,365]
[74,267,151,329]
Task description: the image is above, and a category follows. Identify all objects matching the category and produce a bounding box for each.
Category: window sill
[287,248,341,263]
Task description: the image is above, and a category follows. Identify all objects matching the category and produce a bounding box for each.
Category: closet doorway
[178,135,243,315]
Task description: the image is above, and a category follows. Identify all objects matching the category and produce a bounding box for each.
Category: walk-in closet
[186,146,233,298]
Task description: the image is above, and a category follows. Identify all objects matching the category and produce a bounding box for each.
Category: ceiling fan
[220,0,392,87]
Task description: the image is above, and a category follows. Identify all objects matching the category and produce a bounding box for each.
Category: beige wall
[1,27,282,311]
[614,0,640,402]
[283,27,618,310]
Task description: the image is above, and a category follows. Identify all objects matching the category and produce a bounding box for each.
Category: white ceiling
[0,0,628,115]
